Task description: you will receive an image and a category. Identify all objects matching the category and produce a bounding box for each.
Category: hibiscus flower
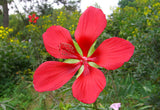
[28,13,39,23]
[33,6,134,104]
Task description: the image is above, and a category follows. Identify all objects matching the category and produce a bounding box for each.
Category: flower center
[81,56,88,64]
[82,56,87,61]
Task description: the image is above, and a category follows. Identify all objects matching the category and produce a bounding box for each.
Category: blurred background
[0,0,160,109]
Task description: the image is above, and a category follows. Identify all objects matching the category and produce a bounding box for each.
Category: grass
[0,69,157,110]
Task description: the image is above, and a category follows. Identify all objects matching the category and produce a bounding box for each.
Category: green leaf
[87,40,97,57]
[88,62,100,68]
[143,86,151,93]
[76,65,84,78]
[73,40,83,56]
[0,104,6,110]
[58,59,63,62]
[64,59,79,64]
[59,101,64,108]
[139,105,152,110]
[1,98,13,103]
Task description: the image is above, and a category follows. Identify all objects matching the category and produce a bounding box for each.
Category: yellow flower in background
[3,33,6,36]
[144,12,148,16]
[60,11,63,14]
[154,15,158,19]
[144,7,151,16]
[28,69,31,72]
[71,30,75,35]
[23,46,27,48]
[0,26,4,29]
[0,26,13,39]
[135,28,138,31]
[10,39,13,42]
[147,19,152,26]
[9,28,13,32]
[153,2,160,7]
[136,0,148,4]
[16,39,20,44]
[26,56,30,59]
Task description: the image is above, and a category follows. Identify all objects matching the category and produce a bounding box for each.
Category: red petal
[35,17,39,20]
[33,61,82,92]
[72,63,106,104]
[89,37,135,70]
[28,15,31,19]
[29,20,32,22]
[43,26,81,59]
[75,6,107,56]
[33,20,37,23]
[32,13,36,17]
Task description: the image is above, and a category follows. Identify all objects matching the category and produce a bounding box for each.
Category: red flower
[28,13,39,23]
[33,6,134,104]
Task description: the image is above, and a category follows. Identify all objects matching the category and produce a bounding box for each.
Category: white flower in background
[110,103,121,110]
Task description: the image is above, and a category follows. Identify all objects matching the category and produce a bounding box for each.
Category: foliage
[106,0,160,80]
[118,0,135,8]
[0,14,2,26]
[9,14,26,34]
[0,26,33,95]
[55,8,80,36]
[55,0,81,12]
[104,0,160,109]
[36,3,54,15]
[0,8,81,96]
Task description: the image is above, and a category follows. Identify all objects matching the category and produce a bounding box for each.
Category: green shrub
[0,26,32,95]
[102,0,160,108]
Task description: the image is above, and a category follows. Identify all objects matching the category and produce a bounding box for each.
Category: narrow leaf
[88,62,100,68]
[87,40,97,57]
[73,40,83,56]
[64,59,80,64]
[1,104,6,110]
[76,65,84,78]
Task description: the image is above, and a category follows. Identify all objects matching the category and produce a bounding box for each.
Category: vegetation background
[0,0,160,109]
